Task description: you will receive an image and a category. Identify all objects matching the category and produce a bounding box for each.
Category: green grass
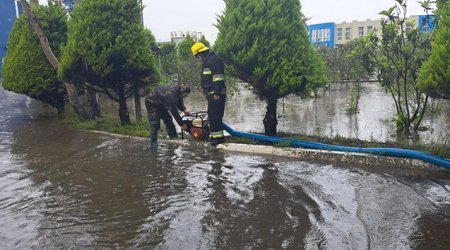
[63,114,151,138]
[229,137,259,145]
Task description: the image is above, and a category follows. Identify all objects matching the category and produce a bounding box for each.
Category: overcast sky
[143,0,428,43]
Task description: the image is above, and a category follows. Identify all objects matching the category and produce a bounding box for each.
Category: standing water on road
[1,83,450,249]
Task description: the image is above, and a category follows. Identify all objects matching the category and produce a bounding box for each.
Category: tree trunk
[19,0,88,120]
[263,96,278,136]
[404,120,411,134]
[133,85,142,122]
[118,86,131,125]
[413,95,429,131]
[85,85,101,119]
[64,81,88,119]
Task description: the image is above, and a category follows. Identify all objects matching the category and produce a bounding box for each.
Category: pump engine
[182,111,210,140]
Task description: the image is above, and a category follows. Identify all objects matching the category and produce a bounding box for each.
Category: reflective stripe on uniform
[213,74,225,82]
[211,130,224,138]
[203,68,212,75]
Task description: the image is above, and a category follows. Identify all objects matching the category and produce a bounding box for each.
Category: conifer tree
[418,0,450,98]
[59,0,158,125]
[215,0,327,135]
[2,2,67,117]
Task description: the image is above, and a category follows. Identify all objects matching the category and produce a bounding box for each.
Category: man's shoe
[210,137,225,146]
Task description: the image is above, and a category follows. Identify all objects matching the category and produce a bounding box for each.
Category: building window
[367,26,373,33]
[318,29,323,42]
[337,28,342,40]
[345,28,351,40]
[358,27,364,37]
[311,28,331,43]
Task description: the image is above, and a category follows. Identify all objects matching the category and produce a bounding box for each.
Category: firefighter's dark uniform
[145,85,186,144]
[201,51,226,143]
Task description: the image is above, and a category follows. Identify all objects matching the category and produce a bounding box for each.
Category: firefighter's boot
[210,137,225,146]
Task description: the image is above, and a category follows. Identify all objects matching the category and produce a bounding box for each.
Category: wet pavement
[1,82,450,249]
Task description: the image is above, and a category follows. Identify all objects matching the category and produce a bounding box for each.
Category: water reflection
[184,83,448,145]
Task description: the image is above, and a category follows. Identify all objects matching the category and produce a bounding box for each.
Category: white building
[170,31,203,45]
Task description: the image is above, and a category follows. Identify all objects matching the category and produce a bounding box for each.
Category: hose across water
[223,123,450,170]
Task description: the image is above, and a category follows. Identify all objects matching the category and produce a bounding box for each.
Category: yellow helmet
[191,42,209,56]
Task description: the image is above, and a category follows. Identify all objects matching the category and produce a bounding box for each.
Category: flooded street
[1,83,450,249]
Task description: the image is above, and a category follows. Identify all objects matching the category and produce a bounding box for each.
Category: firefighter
[145,84,191,145]
[191,42,226,146]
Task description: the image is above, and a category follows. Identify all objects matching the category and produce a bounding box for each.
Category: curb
[88,130,447,173]
[217,143,445,171]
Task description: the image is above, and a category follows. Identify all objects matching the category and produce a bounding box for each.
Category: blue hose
[223,123,450,170]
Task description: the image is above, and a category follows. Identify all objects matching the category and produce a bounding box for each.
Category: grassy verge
[63,115,450,159]
[63,114,152,138]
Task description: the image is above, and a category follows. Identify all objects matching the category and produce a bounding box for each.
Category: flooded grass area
[104,83,450,146]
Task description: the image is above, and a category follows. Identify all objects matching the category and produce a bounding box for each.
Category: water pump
[181,111,210,140]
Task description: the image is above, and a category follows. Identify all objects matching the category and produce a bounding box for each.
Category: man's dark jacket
[145,85,186,125]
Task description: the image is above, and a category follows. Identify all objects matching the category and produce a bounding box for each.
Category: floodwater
[1,82,450,249]
[103,82,450,145]
[182,83,449,145]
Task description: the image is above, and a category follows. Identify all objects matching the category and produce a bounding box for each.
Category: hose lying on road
[223,123,450,170]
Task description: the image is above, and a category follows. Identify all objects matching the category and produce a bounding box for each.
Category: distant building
[61,0,81,12]
[417,15,436,32]
[170,31,203,45]
[334,19,382,47]
[0,0,22,75]
[308,15,435,48]
[308,22,335,48]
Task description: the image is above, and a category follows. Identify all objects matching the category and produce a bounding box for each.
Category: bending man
[145,84,190,145]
